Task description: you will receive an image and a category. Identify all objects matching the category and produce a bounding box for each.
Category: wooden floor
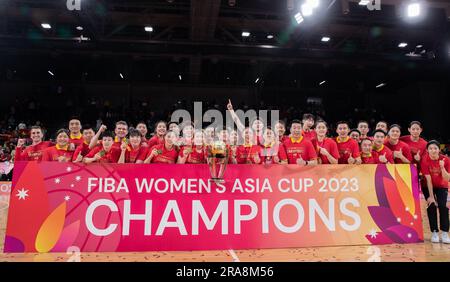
[1,199,449,262]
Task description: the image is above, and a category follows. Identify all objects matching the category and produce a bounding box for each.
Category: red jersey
[312,138,340,164]
[400,135,427,165]
[372,145,394,164]
[147,135,164,148]
[15,141,53,161]
[235,145,262,164]
[69,133,84,148]
[112,136,128,149]
[259,143,288,164]
[124,145,148,163]
[279,135,289,143]
[179,146,206,164]
[72,141,91,160]
[421,154,450,189]
[41,145,74,162]
[85,146,121,163]
[148,144,178,164]
[335,137,360,164]
[140,137,149,148]
[361,152,377,164]
[384,140,413,164]
[301,129,317,142]
[283,136,317,164]
[255,134,264,146]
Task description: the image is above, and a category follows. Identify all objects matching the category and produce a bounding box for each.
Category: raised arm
[227,99,245,132]
[89,125,107,149]
[14,138,26,161]
[118,142,127,164]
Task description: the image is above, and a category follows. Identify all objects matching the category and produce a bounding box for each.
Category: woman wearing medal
[259,127,288,164]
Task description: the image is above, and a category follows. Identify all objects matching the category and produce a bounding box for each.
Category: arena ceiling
[0,0,449,85]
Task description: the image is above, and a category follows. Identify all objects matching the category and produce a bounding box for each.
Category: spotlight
[407,3,421,18]
[144,26,153,32]
[120,73,124,79]
[376,83,386,88]
[319,80,326,85]
[41,23,52,29]
[359,0,370,5]
[255,77,260,83]
[301,3,313,17]
[398,42,408,48]
[48,70,54,76]
[300,0,320,17]
[76,26,83,31]
[242,31,250,37]
[306,0,320,9]
[321,36,330,42]
[267,34,274,39]
[178,75,182,81]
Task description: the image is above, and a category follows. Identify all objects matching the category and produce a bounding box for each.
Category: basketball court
[1,0,450,265]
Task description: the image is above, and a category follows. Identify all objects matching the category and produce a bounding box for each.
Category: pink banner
[4,162,423,253]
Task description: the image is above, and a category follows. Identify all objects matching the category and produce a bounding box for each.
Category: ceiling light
[41,23,52,29]
[407,3,421,18]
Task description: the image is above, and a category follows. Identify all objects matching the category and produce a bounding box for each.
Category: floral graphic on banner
[366,165,423,244]
[5,161,126,252]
